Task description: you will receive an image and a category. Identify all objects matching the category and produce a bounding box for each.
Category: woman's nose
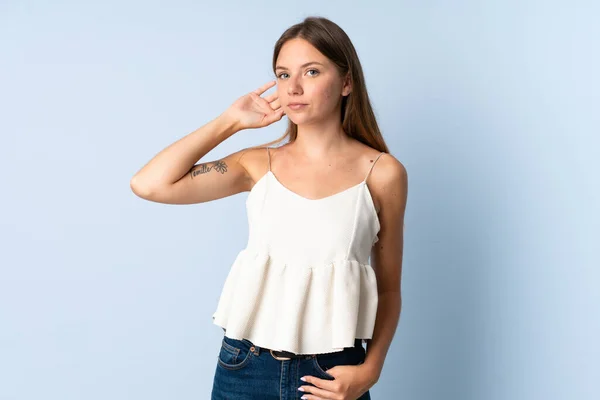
[287,78,303,95]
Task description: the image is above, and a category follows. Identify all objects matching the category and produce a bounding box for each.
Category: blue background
[1,1,598,399]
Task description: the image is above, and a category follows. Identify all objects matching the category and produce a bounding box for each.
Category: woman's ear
[342,72,352,97]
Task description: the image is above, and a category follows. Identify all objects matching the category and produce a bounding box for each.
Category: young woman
[131,16,407,400]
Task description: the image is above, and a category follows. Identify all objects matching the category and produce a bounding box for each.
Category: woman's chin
[287,115,312,125]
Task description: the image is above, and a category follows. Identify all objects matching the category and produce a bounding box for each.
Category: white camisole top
[212,147,385,355]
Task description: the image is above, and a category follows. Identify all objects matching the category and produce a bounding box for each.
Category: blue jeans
[211,333,372,399]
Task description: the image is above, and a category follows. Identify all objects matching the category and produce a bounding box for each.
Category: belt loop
[242,338,260,356]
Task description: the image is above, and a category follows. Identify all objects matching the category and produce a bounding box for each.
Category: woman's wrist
[359,362,381,385]
[216,112,241,137]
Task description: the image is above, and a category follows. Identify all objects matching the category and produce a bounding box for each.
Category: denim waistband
[221,328,364,356]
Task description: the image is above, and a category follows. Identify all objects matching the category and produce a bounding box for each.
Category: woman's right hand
[221,80,286,132]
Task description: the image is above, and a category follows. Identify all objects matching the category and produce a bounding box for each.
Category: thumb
[266,108,285,124]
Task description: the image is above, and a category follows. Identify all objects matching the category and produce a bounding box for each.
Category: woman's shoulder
[235,145,274,185]
[368,150,405,177]
[356,144,407,214]
[352,141,404,177]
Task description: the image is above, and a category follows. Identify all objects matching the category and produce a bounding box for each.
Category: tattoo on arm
[189,160,228,179]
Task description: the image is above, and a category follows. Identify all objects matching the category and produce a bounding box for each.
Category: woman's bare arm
[129,114,251,204]
[129,81,284,205]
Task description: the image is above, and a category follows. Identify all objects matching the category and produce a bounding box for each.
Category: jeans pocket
[312,345,365,380]
[217,335,253,371]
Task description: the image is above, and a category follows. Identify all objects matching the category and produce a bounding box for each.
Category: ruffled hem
[211,249,379,355]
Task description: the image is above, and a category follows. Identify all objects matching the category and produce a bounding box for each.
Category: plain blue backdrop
[0,1,598,399]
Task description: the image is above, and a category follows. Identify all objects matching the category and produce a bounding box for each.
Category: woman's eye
[276,69,319,79]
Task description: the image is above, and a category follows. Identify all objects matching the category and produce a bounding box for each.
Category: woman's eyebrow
[275,61,324,71]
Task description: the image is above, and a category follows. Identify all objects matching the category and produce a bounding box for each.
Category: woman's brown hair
[259,16,389,153]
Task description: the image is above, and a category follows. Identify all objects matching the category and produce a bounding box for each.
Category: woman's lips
[288,103,307,110]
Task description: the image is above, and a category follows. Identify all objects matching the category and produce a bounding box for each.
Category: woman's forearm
[130,113,239,193]
[362,291,402,382]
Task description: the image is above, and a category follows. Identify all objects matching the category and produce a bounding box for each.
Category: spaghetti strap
[364,152,385,182]
[266,147,271,172]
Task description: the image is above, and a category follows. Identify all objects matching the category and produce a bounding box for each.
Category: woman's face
[275,38,351,125]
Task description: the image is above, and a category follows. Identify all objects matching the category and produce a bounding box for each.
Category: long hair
[259,16,389,153]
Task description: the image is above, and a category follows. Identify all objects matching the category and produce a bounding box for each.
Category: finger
[250,92,275,113]
[265,107,285,124]
[301,375,336,391]
[256,97,275,116]
[299,382,336,400]
[253,80,277,96]
[264,92,279,103]
[255,94,281,115]
[270,98,281,110]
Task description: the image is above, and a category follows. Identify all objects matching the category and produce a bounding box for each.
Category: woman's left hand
[297,364,377,400]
